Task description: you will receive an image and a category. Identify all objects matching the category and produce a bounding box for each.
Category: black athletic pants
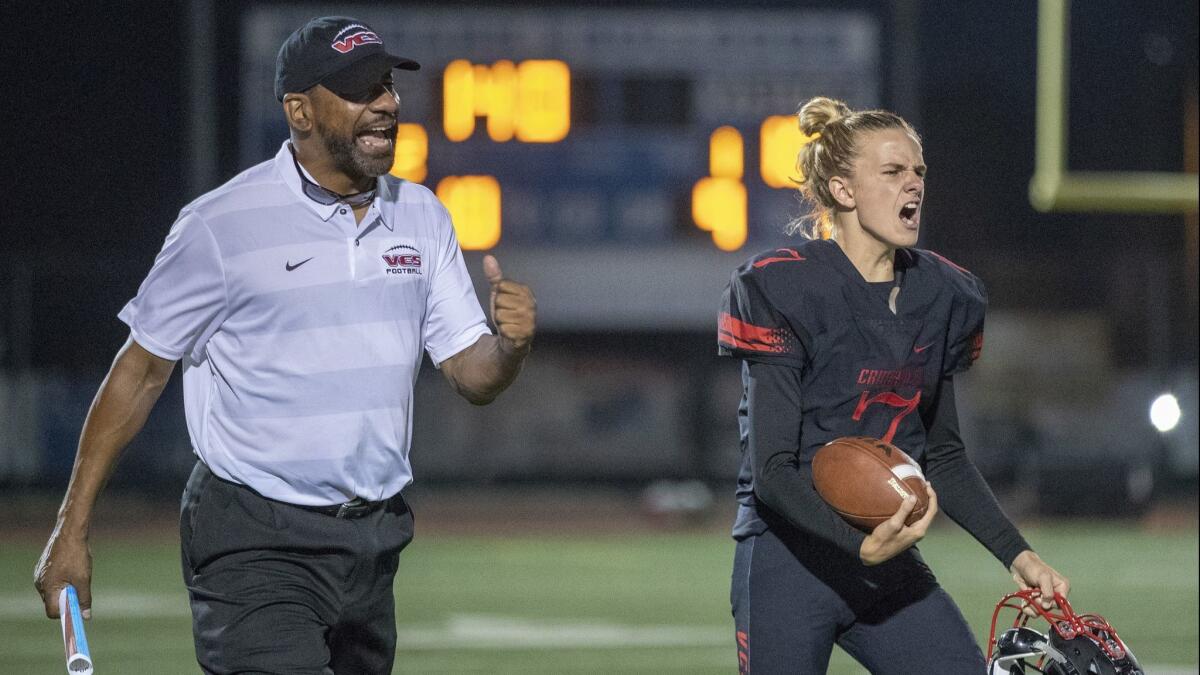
[731,519,985,674]
[180,462,414,675]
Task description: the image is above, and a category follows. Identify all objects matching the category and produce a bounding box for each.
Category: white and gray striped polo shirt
[119,141,491,505]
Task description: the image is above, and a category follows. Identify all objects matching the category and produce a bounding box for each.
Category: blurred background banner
[0,1,1196,672]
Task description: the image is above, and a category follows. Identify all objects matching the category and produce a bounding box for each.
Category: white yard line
[395,614,727,650]
[1,593,1197,673]
[0,592,190,619]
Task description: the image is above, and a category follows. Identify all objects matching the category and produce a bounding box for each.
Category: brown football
[812,436,929,532]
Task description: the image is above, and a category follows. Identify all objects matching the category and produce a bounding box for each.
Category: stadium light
[1149,393,1182,433]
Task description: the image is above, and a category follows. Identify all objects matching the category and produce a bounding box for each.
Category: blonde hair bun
[798,97,852,137]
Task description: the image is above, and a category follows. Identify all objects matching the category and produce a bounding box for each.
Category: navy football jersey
[719,238,986,537]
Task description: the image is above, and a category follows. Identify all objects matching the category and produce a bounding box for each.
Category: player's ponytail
[788,97,920,240]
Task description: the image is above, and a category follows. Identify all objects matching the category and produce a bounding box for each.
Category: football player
[720,96,1069,673]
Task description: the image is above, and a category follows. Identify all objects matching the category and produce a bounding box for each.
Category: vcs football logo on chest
[382,244,422,275]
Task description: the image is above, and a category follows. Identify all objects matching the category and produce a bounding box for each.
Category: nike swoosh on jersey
[914,342,935,353]
[285,257,314,271]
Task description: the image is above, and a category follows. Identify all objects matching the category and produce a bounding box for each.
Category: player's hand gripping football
[859,483,938,566]
[34,527,93,620]
[1009,550,1070,615]
[483,255,536,354]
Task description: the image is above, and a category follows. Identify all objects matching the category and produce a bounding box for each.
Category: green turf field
[1,523,1196,673]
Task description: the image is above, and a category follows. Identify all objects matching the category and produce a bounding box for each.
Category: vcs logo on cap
[331,25,383,54]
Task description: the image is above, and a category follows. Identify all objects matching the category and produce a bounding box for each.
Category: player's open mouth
[899,200,921,228]
[356,124,396,153]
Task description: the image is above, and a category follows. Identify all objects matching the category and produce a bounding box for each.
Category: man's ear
[283,93,314,132]
[828,175,855,210]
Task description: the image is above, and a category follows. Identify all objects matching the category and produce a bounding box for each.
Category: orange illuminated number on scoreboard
[515,60,570,142]
[692,126,747,251]
[389,124,428,183]
[442,59,570,143]
[443,60,476,142]
[709,126,743,181]
[692,178,747,251]
[486,60,518,142]
[760,115,817,189]
[436,176,502,250]
[434,59,570,250]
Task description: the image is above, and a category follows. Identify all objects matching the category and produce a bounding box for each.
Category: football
[812,436,929,532]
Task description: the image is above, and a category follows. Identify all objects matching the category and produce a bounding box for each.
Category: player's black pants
[731,518,985,674]
[180,461,414,675]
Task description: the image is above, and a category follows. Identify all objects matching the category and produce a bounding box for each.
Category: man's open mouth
[356,124,396,152]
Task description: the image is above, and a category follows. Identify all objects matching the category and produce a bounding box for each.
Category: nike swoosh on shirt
[285,257,314,271]
[914,342,935,353]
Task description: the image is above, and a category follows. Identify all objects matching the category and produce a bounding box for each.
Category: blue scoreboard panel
[240,6,883,328]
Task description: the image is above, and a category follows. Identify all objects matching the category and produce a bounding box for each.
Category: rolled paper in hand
[59,585,94,675]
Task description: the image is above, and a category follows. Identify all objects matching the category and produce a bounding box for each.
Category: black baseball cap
[275,16,419,101]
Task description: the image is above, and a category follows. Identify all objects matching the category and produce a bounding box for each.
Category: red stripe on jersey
[752,248,806,268]
[926,250,972,275]
[719,313,788,353]
[720,313,783,346]
[719,331,771,352]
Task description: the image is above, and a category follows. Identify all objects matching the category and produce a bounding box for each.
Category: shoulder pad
[911,248,985,302]
[912,249,987,375]
[717,250,809,366]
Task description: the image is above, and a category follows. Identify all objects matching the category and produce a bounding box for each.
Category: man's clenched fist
[482,255,536,353]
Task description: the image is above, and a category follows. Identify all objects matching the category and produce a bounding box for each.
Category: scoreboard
[239,5,883,327]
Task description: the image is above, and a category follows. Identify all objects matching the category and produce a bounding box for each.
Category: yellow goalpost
[1030,0,1198,213]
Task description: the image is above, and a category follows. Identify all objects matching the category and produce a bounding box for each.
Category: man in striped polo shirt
[34,16,536,673]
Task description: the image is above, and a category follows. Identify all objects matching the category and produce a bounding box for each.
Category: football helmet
[987,589,1143,675]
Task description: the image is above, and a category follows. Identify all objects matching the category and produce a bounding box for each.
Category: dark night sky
[3,0,1197,369]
